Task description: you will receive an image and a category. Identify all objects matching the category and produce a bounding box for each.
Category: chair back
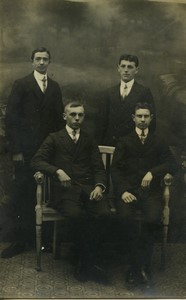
[98,145,115,193]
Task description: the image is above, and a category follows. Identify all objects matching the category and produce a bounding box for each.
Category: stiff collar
[120,78,134,89]
[34,70,47,81]
[135,127,149,136]
[66,125,80,135]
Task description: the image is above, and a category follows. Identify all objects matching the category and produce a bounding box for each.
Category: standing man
[31,101,110,283]
[96,54,156,146]
[111,102,177,287]
[2,47,65,258]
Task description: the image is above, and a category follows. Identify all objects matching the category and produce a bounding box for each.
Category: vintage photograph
[0,0,186,298]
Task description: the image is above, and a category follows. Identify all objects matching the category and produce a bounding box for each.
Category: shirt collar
[120,79,134,89]
[34,70,47,81]
[66,125,80,135]
[135,127,149,136]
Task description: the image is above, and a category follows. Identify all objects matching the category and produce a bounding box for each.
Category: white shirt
[66,125,80,142]
[120,79,134,97]
[136,127,149,138]
[34,70,48,92]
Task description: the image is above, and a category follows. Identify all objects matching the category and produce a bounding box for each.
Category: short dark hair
[64,100,84,112]
[119,54,139,67]
[31,47,51,61]
[134,102,153,114]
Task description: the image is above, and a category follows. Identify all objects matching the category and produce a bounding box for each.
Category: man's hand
[90,186,103,201]
[121,191,137,203]
[13,153,24,162]
[141,171,153,188]
[56,169,71,187]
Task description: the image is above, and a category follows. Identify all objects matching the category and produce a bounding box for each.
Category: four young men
[2,50,178,288]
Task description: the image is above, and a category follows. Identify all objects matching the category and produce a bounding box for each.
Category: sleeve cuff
[95,183,106,193]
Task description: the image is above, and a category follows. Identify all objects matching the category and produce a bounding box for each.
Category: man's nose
[40,59,44,64]
[141,116,145,121]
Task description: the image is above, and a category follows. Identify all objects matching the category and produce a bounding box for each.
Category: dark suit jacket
[111,131,178,199]
[96,81,156,146]
[5,73,65,158]
[31,128,107,207]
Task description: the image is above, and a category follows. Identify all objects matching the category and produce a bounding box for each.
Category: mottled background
[0,0,186,241]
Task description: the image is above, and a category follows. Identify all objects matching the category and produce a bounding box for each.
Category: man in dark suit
[96,54,156,146]
[2,47,65,258]
[111,102,177,287]
[31,100,110,283]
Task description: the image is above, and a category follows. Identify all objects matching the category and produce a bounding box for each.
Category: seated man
[111,102,178,288]
[31,100,110,284]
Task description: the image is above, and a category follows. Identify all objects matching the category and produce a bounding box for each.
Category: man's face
[63,105,85,130]
[118,60,138,83]
[132,108,153,129]
[32,51,50,74]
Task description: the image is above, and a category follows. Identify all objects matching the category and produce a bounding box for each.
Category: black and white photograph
[0,0,186,298]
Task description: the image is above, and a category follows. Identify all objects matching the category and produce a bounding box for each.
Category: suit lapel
[27,73,44,101]
[39,77,56,109]
[29,74,55,109]
[72,131,87,160]
[59,129,88,160]
[110,84,137,126]
[132,131,155,153]
[59,128,77,155]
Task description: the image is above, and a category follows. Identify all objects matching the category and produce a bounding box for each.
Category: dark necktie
[140,129,146,144]
[42,76,47,93]
[71,130,77,143]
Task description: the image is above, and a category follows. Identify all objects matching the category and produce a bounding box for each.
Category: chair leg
[53,221,57,258]
[161,225,168,270]
[53,221,61,259]
[36,224,42,271]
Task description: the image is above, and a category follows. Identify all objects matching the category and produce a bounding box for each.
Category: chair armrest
[162,173,173,226]
[34,172,45,207]
[34,171,44,184]
[164,173,173,186]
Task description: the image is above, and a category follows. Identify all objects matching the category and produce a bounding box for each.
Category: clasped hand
[56,169,71,187]
[121,171,153,203]
[56,169,103,201]
[90,186,103,201]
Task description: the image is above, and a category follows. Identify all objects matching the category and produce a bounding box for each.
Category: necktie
[140,129,146,144]
[122,84,128,99]
[42,76,47,93]
[71,130,77,143]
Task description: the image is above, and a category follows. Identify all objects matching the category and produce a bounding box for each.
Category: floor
[0,242,186,299]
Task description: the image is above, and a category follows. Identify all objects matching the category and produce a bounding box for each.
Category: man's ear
[132,114,135,121]
[150,114,153,120]
[135,67,139,75]
[63,113,66,120]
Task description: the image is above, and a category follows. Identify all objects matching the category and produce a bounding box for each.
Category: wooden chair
[34,145,172,271]
[35,173,64,271]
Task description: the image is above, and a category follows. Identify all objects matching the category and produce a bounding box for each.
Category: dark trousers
[7,161,36,244]
[55,190,111,267]
[116,189,162,270]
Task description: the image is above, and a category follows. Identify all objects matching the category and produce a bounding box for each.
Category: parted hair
[134,102,153,114]
[119,54,139,67]
[31,47,51,61]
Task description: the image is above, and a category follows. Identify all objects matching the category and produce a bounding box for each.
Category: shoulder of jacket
[134,81,148,90]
